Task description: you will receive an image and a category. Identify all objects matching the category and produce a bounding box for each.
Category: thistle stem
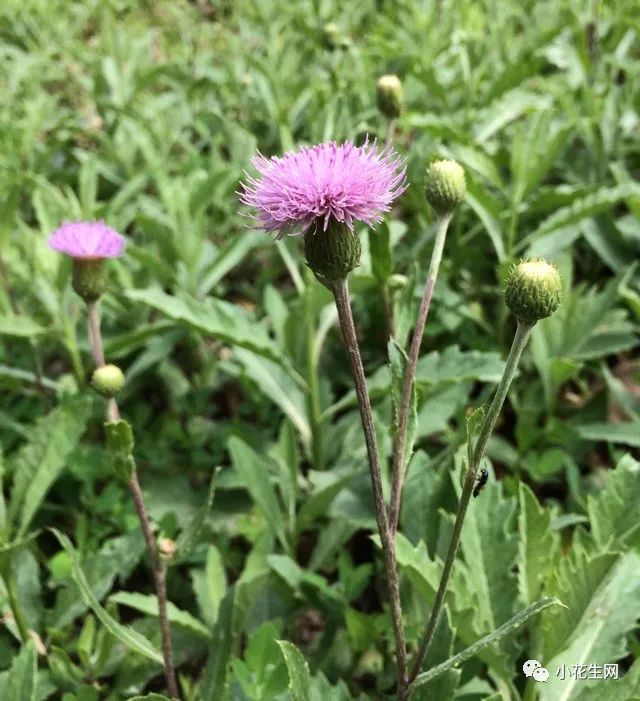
[389,214,451,531]
[85,300,179,699]
[409,320,533,684]
[331,280,408,700]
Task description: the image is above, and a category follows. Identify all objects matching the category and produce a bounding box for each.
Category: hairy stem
[128,471,179,699]
[85,300,179,698]
[389,214,451,531]
[409,320,533,683]
[332,280,408,700]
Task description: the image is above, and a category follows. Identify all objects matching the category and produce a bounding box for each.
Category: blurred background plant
[0,0,639,699]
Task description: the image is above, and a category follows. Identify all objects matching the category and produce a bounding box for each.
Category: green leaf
[126,696,173,701]
[541,551,640,701]
[517,483,560,605]
[4,640,37,701]
[415,346,506,385]
[412,597,563,689]
[228,436,288,549]
[50,529,163,665]
[465,405,485,470]
[201,587,235,701]
[0,316,46,338]
[233,348,311,445]
[587,455,640,549]
[389,338,417,471]
[175,467,219,563]
[192,545,227,626]
[523,183,640,248]
[127,287,282,362]
[104,420,136,482]
[277,641,311,701]
[368,223,392,283]
[10,394,92,536]
[576,421,640,448]
[109,591,211,639]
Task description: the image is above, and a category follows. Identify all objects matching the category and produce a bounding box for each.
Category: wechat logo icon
[523,659,550,682]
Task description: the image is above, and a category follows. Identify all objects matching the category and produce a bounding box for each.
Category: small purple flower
[239,139,406,237]
[48,221,125,259]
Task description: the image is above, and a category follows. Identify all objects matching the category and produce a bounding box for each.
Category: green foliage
[0,0,638,698]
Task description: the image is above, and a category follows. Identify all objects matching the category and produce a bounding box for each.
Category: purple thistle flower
[239,139,406,237]
[48,220,125,259]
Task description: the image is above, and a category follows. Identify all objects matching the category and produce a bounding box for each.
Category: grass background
[0,1,639,699]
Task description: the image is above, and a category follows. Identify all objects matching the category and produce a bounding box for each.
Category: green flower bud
[504,258,562,324]
[322,22,350,49]
[304,220,362,288]
[72,259,107,302]
[425,159,466,216]
[91,364,125,398]
[376,74,404,119]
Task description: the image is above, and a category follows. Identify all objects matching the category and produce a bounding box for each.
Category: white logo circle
[523,659,542,677]
[533,667,550,683]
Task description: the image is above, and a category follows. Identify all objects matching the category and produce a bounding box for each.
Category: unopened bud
[425,159,466,216]
[72,259,107,302]
[158,537,177,561]
[504,258,562,324]
[376,74,403,119]
[304,221,362,287]
[91,364,125,398]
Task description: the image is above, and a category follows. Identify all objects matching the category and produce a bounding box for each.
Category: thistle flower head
[376,74,404,118]
[48,220,125,259]
[504,258,562,324]
[239,139,406,238]
[425,159,466,216]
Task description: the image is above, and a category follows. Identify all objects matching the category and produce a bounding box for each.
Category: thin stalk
[389,214,452,531]
[386,117,396,146]
[128,471,178,699]
[85,300,179,699]
[409,320,533,684]
[331,280,408,700]
[305,285,324,470]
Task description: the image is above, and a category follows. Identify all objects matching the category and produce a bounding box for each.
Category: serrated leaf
[541,551,640,701]
[109,591,210,639]
[126,695,173,701]
[523,183,640,247]
[4,640,37,701]
[465,405,485,469]
[518,484,560,605]
[587,455,640,548]
[412,597,562,690]
[104,420,136,482]
[415,346,506,385]
[50,529,163,665]
[10,394,92,536]
[278,641,311,701]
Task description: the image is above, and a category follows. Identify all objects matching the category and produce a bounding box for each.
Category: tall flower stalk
[410,258,562,682]
[240,140,562,699]
[49,221,180,700]
[389,160,466,530]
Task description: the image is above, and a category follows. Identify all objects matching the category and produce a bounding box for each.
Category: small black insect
[473,468,489,497]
